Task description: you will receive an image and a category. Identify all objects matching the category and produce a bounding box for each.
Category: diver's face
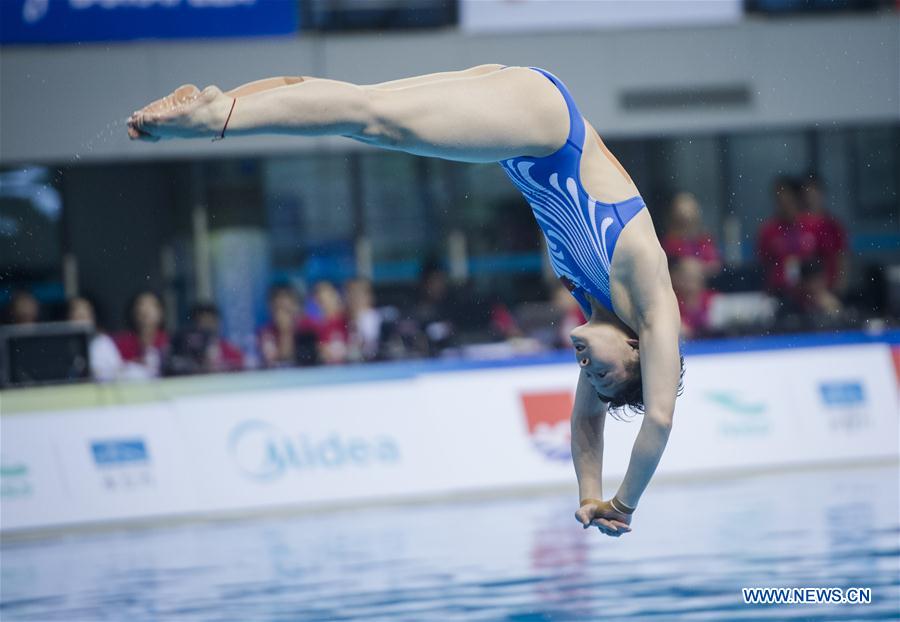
[570,323,636,396]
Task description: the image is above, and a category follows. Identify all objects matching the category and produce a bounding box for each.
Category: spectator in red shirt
[669,256,715,339]
[757,177,819,297]
[168,303,244,374]
[490,301,523,340]
[258,284,318,368]
[801,174,848,293]
[113,291,169,378]
[793,261,843,318]
[312,281,350,364]
[661,192,722,277]
[778,260,845,332]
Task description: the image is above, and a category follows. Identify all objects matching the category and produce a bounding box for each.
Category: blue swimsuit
[499,68,646,317]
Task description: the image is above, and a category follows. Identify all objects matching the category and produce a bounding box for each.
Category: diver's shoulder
[615,209,663,262]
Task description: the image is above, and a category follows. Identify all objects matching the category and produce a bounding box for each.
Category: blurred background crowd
[1,0,898,385]
[2,169,890,382]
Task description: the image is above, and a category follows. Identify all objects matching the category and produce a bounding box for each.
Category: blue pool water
[2,464,898,621]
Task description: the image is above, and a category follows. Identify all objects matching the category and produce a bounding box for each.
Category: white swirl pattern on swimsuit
[500,159,613,302]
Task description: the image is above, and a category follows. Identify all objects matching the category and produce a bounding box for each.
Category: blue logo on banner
[1,0,298,45]
[818,381,865,407]
[228,420,401,482]
[90,438,150,466]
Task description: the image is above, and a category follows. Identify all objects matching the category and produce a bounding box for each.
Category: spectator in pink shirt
[113,291,169,378]
[669,257,715,339]
[312,281,350,365]
[258,284,319,368]
[661,192,722,277]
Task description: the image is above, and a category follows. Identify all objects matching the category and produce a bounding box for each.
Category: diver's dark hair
[597,354,685,420]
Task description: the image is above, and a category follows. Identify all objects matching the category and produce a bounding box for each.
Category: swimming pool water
[2,464,898,621]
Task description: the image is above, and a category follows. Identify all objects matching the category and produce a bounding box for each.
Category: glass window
[724,130,812,260]
[815,129,855,225]
[361,151,433,270]
[0,166,62,282]
[850,125,899,223]
[263,154,355,281]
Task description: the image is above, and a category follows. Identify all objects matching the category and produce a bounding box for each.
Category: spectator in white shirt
[68,296,124,382]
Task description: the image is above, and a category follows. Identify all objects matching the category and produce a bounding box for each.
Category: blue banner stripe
[1,0,298,45]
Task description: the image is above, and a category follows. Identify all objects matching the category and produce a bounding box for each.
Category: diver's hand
[128,84,232,141]
[575,499,632,537]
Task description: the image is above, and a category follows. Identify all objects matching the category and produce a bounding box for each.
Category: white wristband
[610,496,635,514]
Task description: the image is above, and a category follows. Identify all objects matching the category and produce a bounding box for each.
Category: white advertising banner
[1,403,198,530]
[175,381,432,512]
[459,0,743,35]
[661,344,900,475]
[1,342,897,532]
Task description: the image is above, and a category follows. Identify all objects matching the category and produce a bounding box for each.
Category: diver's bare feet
[127,84,198,141]
[128,85,232,141]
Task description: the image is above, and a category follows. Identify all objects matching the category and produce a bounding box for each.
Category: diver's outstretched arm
[570,371,631,537]
[128,66,568,163]
[613,241,682,511]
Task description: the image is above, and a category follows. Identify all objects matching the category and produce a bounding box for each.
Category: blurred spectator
[661,192,722,277]
[346,278,383,362]
[551,283,587,349]
[757,176,819,297]
[113,291,169,379]
[259,284,318,367]
[795,261,843,317]
[312,281,350,364]
[670,256,715,339]
[168,302,244,375]
[5,290,40,325]
[490,301,523,340]
[415,263,455,355]
[778,260,845,331]
[68,296,124,382]
[801,174,848,293]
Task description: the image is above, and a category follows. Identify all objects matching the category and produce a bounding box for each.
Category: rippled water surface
[2,465,898,621]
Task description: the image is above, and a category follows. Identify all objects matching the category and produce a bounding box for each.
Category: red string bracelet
[212,97,236,142]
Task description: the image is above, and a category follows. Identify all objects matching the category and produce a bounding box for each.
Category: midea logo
[228,420,401,482]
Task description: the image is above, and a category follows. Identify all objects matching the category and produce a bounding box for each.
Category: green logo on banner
[705,391,770,437]
[705,391,767,415]
[0,462,33,499]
